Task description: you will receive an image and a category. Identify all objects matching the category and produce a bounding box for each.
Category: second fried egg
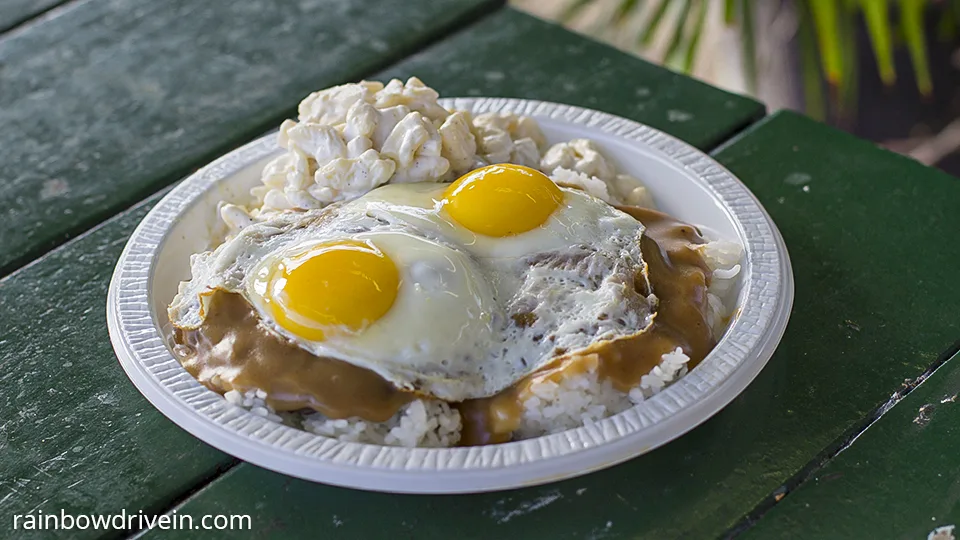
[168,165,656,401]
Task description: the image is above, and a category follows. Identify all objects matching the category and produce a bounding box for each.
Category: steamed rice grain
[219,238,741,448]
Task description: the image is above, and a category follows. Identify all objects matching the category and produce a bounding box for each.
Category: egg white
[247,230,502,400]
[169,184,656,401]
[347,183,632,259]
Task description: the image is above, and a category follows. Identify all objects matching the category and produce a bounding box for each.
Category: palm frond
[683,0,708,72]
[723,0,736,25]
[549,0,942,115]
[663,0,694,64]
[838,1,860,119]
[559,0,594,24]
[901,0,933,96]
[799,1,827,121]
[809,0,844,88]
[860,0,896,85]
[638,0,671,46]
[612,0,642,27]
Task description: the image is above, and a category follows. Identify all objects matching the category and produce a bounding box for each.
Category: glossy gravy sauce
[456,206,715,445]
[172,206,716,444]
[174,292,412,422]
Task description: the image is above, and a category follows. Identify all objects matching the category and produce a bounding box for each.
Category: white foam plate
[108,98,793,494]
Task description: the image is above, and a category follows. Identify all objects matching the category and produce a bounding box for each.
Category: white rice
[514,346,690,439]
[220,238,743,448]
[303,400,461,447]
[700,236,744,337]
[223,389,462,448]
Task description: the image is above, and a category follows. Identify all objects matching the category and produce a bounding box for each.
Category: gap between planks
[0,0,506,280]
[122,460,242,540]
[722,338,960,539]
[0,0,79,37]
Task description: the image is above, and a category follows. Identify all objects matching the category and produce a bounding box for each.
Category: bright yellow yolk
[442,164,564,237]
[261,240,400,341]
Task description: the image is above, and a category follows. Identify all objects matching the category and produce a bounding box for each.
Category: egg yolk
[442,164,564,237]
[262,240,400,341]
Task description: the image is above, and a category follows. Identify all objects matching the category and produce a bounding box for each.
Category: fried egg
[345,164,636,259]
[168,164,656,401]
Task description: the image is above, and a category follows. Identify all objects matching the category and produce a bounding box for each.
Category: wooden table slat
[0,0,502,276]
[141,111,960,539]
[740,349,960,540]
[0,12,768,538]
[0,0,65,34]
[0,191,239,540]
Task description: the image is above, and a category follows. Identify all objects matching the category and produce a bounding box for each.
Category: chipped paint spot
[586,520,614,540]
[929,525,956,540]
[484,71,505,82]
[95,392,119,406]
[332,515,343,528]
[576,488,587,495]
[667,109,692,122]
[914,404,935,426]
[488,490,562,524]
[784,172,812,186]
[802,185,811,192]
[40,179,70,200]
[941,394,957,404]
[771,485,789,502]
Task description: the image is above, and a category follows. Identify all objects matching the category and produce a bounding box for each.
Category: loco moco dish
[167,78,743,447]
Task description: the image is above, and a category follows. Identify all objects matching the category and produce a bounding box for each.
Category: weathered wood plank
[0,191,240,540]
[0,0,65,33]
[740,349,960,540]
[0,0,501,275]
[143,111,960,539]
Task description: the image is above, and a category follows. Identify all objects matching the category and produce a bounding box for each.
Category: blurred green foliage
[561,0,958,119]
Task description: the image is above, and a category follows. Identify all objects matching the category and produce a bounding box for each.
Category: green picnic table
[1,1,959,538]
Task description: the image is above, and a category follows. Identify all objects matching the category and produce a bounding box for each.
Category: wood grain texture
[0,0,501,276]
[739,350,960,540]
[376,9,764,151]
[0,191,238,540]
[141,111,960,539]
[0,0,65,33]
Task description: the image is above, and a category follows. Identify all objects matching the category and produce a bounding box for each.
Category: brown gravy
[172,205,715,445]
[174,291,412,422]
[456,206,715,445]
[603,206,715,385]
